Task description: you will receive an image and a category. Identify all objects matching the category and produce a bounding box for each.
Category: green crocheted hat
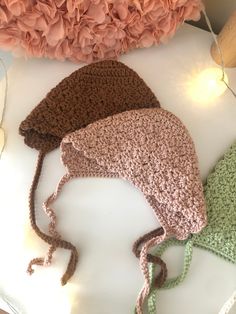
[147,142,236,314]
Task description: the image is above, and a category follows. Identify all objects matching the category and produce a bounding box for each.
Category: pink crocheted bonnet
[44,107,207,312]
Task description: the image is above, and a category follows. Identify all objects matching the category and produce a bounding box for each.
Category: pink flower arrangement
[0,0,203,63]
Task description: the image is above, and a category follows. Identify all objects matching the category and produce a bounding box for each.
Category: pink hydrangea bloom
[0,0,203,63]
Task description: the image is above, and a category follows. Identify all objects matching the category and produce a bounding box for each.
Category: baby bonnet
[43,107,207,313]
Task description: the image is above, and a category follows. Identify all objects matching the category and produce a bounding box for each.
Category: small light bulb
[188,67,228,103]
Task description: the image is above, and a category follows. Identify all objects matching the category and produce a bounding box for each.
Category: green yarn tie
[148,263,157,314]
[147,237,194,314]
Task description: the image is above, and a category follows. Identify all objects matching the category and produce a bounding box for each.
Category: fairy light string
[202,8,236,99]
[0,57,8,160]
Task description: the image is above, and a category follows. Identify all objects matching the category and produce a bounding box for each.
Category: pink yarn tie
[135,231,166,314]
[43,173,75,265]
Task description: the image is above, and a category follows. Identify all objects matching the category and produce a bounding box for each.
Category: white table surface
[0,23,235,314]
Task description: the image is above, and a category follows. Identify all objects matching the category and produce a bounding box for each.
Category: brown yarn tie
[27,151,78,285]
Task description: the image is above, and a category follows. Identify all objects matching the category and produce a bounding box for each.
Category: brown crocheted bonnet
[20,60,159,153]
[19,60,160,286]
[43,108,207,307]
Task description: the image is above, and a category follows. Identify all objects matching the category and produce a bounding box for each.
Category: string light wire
[0,58,8,126]
[202,8,236,99]
[0,57,8,160]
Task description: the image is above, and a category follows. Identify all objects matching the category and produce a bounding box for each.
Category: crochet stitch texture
[43,108,207,314]
[19,60,160,286]
[147,142,236,314]
[194,143,236,263]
